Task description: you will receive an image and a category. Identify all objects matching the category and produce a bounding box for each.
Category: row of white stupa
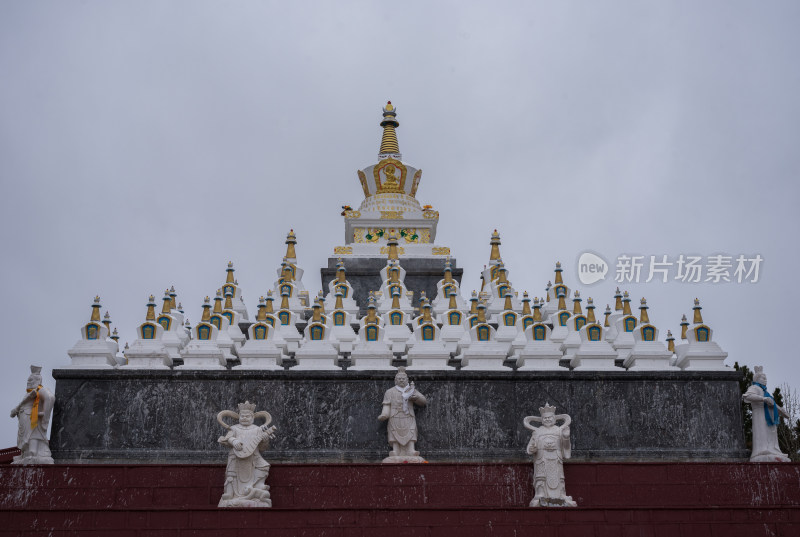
[66,231,728,372]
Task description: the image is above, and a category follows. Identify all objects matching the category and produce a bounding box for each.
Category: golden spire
[387,232,399,261]
[469,291,479,314]
[336,259,346,283]
[103,311,112,334]
[622,291,631,315]
[489,230,501,261]
[280,290,290,311]
[224,290,234,311]
[213,290,223,314]
[639,298,650,324]
[443,258,454,283]
[169,286,178,310]
[145,295,156,321]
[572,290,582,315]
[614,287,623,311]
[110,328,119,343]
[281,261,293,283]
[226,261,235,284]
[366,295,378,324]
[557,288,567,311]
[522,292,531,316]
[477,304,487,324]
[201,296,211,322]
[311,301,322,322]
[692,298,703,324]
[503,292,513,311]
[389,264,400,283]
[545,282,551,302]
[285,230,297,261]
[91,295,102,322]
[680,314,689,339]
[533,298,542,322]
[448,289,458,310]
[391,288,401,310]
[317,291,325,314]
[554,262,563,285]
[604,305,611,327]
[379,101,400,156]
[162,289,172,314]
[586,298,596,324]
[265,291,275,314]
[666,330,675,353]
[256,297,267,322]
[335,290,344,310]
[421,300,433,323]
[496,264,508,284]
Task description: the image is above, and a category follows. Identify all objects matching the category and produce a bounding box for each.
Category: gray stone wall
[320,257,464,315]
[50,368,747,464]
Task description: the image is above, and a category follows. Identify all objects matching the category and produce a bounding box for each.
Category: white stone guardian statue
[523,404,577,507]
[742,366,791,462]
[10,365,55,464]
[378,368,427,463]
[217,402,277,507]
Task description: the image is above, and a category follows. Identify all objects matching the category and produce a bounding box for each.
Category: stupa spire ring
[379,101,401,158]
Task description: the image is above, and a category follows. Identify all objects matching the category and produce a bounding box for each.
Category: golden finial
[476,304,487,324]
[213,289,223,314]
[680,314,689,339]
[489,230,501,261]
[604,305,611,327]
[336,260,346,283]
[387,231,399,261]
[503,292,513,311]
[586,298,596,324]
[317,291,325,314]
[448,289,458,310]
[366,295,378,324]
[693,298,703,324]
[469,291,479,314]
[391,288,401,310]
[256,297,266,322]
[614,287,623,311]
[201,296,211,322]
[639,298,650,324]
[622,291,631,315]
[554,262,563,285]
[389,264,400,283]
[496,263,508,284]
[421,299,433,323]
[572,290,582,315]
[110,328,119,342]
[265,291,275,314]
[226,261,235,284]
[311,300,322,322]
[224,289,234,311]
[285,230,297,261]
[533,298,543,322]
[443,258,454,283]
[91,295,102,322]
[169,286,177,310]
[146,295,156,321]
[280,290,290,311]
[334,290,344,310]
[557,288,567,312]
[102,311,112,334]
[162,289,172,314]
[666,330,675,353]
[522,292,531,316]
[379,101,400,156]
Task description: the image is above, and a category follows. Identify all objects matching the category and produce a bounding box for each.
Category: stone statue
[378,367,427,463]
[217,401,277,507]
[742,366,791,462]
[9,365,55,465]
[524,404,576,507]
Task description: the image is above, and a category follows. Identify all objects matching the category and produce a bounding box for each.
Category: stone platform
[320,257,463,315]
[50,368,747,463]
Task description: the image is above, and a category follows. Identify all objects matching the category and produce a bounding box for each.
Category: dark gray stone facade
[320,257,464,315]
[50,368,747,464]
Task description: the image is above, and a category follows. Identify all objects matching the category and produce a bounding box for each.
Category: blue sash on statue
[753,382,780,427]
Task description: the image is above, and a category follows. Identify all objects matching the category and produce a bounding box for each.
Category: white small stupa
[179,297,226,370]
[293,300,340,371]
[517,298,566,370]
[460,303,510,371]
[407,299,452,370]
[123,295,171,369]
[674,299,728,371]
[623,298,678,371]
[67,296,119,368]
[235,297,285,370]
[350,295,394,371]
[326,259,359,316]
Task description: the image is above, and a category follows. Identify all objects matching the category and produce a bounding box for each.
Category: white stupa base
[517,347,566,370]
[624,351,680,371]
[292,345,341,371]
[122,353,172,369]
[570,343,620,371]
[675,356,729,371]
[178,345,226,369]
[349,348,395,371]
[234,348,285,370]
[67,341,119,368]
[460,348,511,371]
[406,347,453,370]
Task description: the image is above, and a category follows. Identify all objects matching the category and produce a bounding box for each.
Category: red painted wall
[1,463,799,536]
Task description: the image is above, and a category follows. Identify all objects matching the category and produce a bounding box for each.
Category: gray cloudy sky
[1,1,799,448]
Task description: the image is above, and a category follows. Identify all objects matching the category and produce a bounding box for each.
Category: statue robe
[382,387,426,447]
[16,386,54,454]
[527,425,571,502]
[744,384,790,462]
[221,424,271,498]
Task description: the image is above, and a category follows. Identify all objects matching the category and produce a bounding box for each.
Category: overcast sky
[1,1,799,448]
